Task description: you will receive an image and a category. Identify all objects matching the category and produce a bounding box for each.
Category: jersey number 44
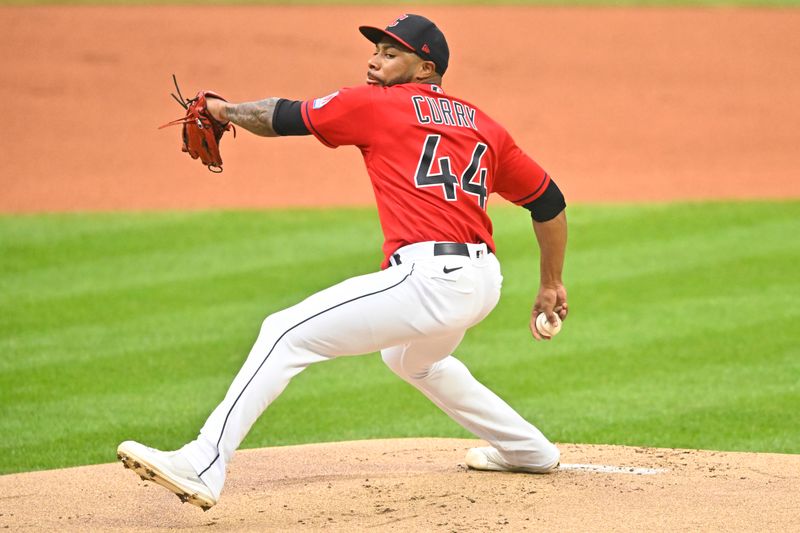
[414,134,489,209]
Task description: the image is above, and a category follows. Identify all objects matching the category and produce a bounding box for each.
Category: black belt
[433,242,470,257]
[392,242,484,266]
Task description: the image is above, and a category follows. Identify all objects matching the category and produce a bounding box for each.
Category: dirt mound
[1,438,798,531]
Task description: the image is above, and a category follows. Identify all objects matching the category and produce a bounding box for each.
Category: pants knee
[381,350,405,377]
[260,311,282,332]
[381,349,434,381]
[260,310,304,350]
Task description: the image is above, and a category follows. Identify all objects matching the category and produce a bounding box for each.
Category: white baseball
[535,313,562,337]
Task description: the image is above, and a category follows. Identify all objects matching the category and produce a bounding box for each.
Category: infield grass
[1,201,798,474]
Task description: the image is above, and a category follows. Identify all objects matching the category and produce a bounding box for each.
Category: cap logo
[421,43,431,54]
[388,14,408,28]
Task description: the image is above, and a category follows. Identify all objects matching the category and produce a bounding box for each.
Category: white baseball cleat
[117,440,217,511]
[465,446,559,474]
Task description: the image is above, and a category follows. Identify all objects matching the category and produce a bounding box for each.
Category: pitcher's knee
[381,350,405,376]
[260,312,283,333]
[259,311,305,350]
[381,350,432,381]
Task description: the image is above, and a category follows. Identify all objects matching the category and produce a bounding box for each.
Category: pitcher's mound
[1,438,797,531]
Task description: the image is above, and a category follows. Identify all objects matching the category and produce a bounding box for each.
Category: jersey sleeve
[492,131,551,206]
[300,85,375,148]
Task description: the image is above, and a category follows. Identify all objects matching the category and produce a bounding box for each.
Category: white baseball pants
[181,242,559,498]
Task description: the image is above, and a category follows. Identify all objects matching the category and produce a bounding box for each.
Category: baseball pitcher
[119,14,569,510]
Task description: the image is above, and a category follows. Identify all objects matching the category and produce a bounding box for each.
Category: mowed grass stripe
[0,201,798,473]
[479,201,800,454]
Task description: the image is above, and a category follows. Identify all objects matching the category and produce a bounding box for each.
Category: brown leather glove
[160,77,236,173]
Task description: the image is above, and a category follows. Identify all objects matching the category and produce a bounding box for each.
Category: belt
[390,242,489,266]
[433,242,470,257]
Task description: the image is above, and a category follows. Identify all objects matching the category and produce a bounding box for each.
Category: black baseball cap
[359,14,450,76]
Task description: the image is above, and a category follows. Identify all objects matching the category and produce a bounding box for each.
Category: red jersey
[301,83,550,268]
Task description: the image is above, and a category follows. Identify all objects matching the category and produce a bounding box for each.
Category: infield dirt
[2,6,799,211]
[1,6,798,532]
[2,439,799,531]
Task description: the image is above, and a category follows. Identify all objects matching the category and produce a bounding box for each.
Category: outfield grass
[1,201,798,474]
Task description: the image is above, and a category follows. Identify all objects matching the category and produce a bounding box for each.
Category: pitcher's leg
[180,309,330,496]
[382,340,559,471]
[182,263,445,495]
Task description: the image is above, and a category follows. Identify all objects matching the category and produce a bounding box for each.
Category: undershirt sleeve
[273,99,310,136]
[522,178,566,222]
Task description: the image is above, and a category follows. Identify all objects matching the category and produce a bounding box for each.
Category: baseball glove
[160,75,236,173]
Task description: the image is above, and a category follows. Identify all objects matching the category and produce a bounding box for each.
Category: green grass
[1,201,798,474]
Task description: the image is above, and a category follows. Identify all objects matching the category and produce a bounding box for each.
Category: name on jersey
[411,95,477,130]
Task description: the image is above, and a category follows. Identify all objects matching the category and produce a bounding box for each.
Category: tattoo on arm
[223,98,280,137]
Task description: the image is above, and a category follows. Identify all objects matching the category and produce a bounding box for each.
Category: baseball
[535,313,562,337]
